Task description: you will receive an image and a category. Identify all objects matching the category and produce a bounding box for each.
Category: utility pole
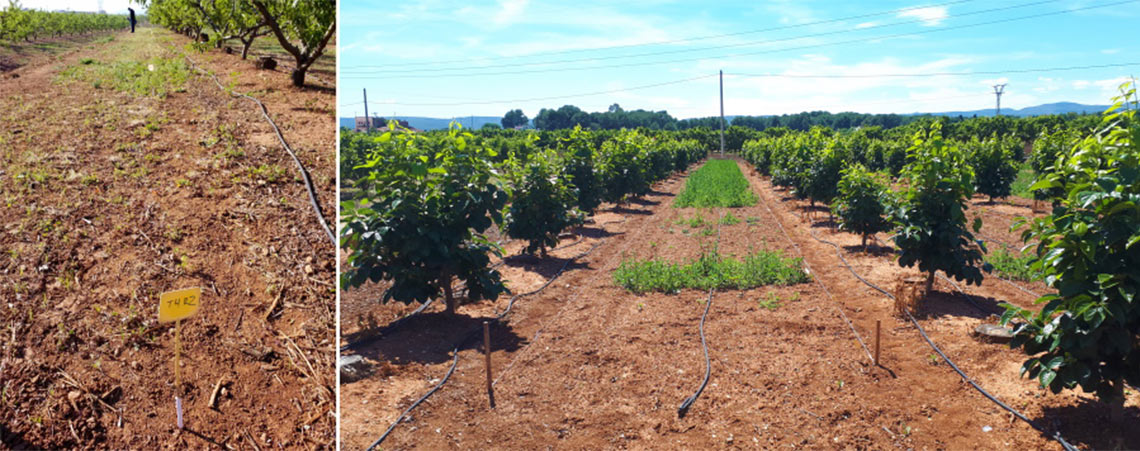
[362,88,371,132]
[992,84,1006,116]
[719,70,725,156]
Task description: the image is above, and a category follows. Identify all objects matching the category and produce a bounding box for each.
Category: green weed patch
[987,247,1040,281]
[674,159,758,208]
[613,249,809,293]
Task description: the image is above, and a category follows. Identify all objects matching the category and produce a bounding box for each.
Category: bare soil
[0,28,335,449]
[342,158,1138,450]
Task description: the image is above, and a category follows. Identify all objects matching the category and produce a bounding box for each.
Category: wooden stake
[175,319,183,429]
[874,320,881,367]
[483,321,495,408]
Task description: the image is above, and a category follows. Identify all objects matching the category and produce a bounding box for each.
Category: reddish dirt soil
[0,28,335,449]
[342,158,1138,450]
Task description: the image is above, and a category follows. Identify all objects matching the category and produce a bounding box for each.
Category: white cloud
[493,0,530,27]
[898,6,948,26]
[1072,80,1091,90]
[765,0,816,25]
[1101,49,1120,54]
[855,22,877,29]
[1034,76,1063,93]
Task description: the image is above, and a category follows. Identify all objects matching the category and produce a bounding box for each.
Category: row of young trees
[340,124,706,314]
[141,0,334,86]
[742,84,1139,428]
[0,1,129,43]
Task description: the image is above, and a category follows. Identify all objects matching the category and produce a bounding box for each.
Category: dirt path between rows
[348,158,1137,450]
[0,28,335,449]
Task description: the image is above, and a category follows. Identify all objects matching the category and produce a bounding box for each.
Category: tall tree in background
[190,0,268,58]
[250,0,335,87]
[501,109,528,129]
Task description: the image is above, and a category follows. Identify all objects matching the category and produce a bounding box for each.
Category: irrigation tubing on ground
[812,224,1079,451]
[366,223,615,449]
[677,209,723,418]
[365,351,459,451]
[753,185,876,363]
[184,55,336,247]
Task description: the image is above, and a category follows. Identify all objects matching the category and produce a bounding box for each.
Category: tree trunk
[290,66,306,87]
[862,234,868,252]
[925,271,936,297]
[442,272,456,315]
[241,39,253,59]
[1110,377,1126,448]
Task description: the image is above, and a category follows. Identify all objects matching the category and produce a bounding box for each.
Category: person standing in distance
[128,7,137,33]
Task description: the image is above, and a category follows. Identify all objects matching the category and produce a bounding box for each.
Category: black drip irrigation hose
[677,209,723,418]
[184,55,336,247]
[678,285,714,418]
[813,227,1079,451]
[366,351,459,451]
[366,227,613,450]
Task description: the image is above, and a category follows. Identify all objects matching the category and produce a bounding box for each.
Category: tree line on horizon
[491,103,1101,135]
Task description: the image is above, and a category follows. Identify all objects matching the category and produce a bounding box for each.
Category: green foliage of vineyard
[0,1,128,43]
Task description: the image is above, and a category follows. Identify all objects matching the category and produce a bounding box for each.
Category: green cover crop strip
[674,159,758,208]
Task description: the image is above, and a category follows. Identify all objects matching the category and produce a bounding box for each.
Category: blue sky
[339,0,1138,120]
[22,0,139,14]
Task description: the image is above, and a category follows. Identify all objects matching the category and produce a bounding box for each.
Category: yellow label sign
[159,287,202,323]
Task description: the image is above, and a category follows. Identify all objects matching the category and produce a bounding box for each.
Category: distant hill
[916,102,1110,118]
[338,102,1110,131]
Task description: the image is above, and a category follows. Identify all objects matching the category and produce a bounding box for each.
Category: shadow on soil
[841,243,897,258]
[918,290,1003,320]
[1041,399,1140,449]
[575,225,620,239]
[611,205,654,216]
[351,311,526,368]
[502,253,592,280]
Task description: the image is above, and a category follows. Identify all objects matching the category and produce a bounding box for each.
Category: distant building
[354,117,419,133]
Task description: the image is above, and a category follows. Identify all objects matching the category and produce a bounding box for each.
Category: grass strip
[613,249,809,293]
[674,159,758,208]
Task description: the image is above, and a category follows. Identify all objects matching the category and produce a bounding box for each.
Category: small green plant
[758,291,782,310]
[680,214,708,228]
[719,212,741,225]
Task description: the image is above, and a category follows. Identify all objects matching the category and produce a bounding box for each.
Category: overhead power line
[340,0,1138,80]
[345,0,983,70]
[344,74,717,107]
[729,62,1140,79]
[342,0,1060,75]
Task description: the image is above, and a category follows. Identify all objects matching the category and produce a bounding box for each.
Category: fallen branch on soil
[183,55,335,247]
